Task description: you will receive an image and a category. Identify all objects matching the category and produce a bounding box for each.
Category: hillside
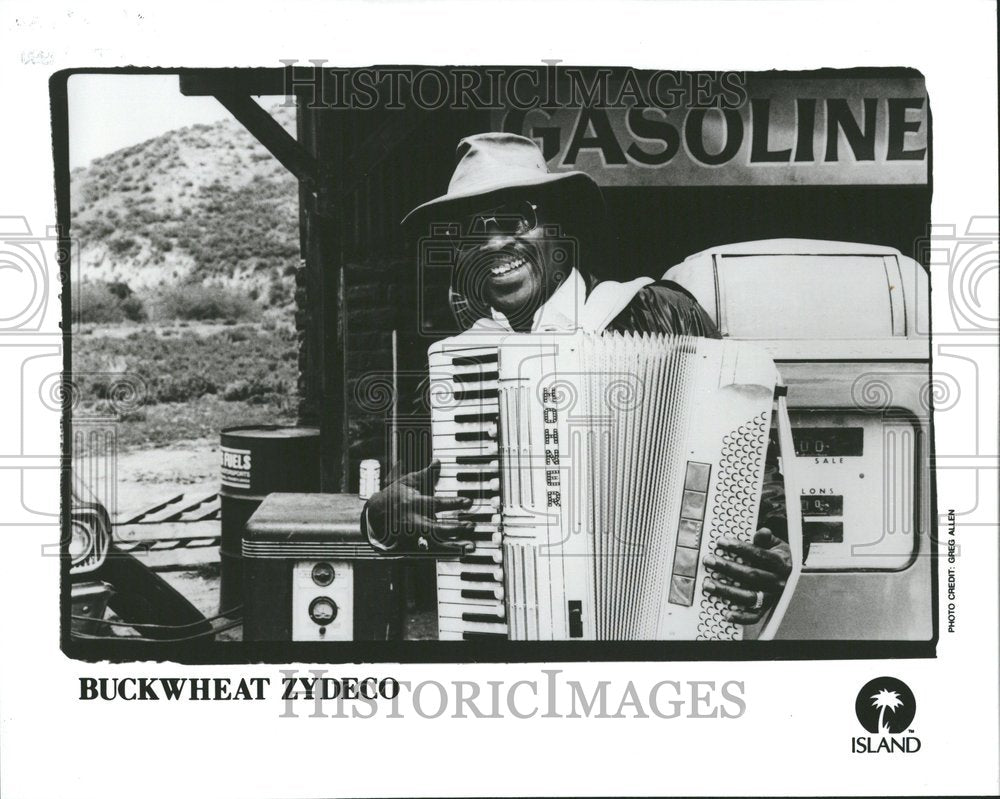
[70,104,300,300]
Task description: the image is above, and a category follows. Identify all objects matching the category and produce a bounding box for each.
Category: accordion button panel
[429,336,508,641]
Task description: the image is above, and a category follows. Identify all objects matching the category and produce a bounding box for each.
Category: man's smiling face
[452,197,569,327]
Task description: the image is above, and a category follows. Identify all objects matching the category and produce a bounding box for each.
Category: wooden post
[298,107,348,493]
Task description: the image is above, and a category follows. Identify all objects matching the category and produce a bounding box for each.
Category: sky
[67,74,276,170]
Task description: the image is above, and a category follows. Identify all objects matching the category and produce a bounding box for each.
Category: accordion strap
[578,276,655,332]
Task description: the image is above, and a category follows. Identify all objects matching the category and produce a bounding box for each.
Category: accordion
[428,330,800,642]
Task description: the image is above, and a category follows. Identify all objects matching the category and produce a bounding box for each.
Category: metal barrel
[219,425,320,613]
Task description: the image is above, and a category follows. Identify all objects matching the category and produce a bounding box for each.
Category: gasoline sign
[497,74,927,186]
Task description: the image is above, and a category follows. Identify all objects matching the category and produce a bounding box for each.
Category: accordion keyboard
[428,338,508,640]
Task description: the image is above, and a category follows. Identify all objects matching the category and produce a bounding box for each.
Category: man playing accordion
[363,132,792,627]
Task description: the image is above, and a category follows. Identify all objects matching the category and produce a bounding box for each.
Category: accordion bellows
[429,331,779,641]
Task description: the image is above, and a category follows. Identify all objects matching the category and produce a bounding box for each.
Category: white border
[1,2,997,797]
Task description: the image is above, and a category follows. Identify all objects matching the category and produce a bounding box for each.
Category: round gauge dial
[308,596,338,625]
[311,562,335,586]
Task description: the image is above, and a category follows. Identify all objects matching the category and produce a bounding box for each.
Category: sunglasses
[454,200,539,238]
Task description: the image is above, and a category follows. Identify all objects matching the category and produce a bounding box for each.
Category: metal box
[242,493,402,641]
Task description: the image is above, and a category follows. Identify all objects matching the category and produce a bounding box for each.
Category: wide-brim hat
[401,132,604,228]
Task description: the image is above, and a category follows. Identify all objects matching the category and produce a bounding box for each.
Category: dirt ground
[115,436,220,520]
[108,437,228,633]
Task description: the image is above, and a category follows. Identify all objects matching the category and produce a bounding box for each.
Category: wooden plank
[213,92,321,186]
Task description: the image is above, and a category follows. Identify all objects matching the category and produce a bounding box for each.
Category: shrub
[267,278,291,307]
[106,281,133,301]
[75,281,147,323]
[72,320,298,416]
[149,284,261,322]
[221,377,283,402]
[225,326,253,343]
[119,295,147,322]
[106,235,139,256]
[155,374,217,403]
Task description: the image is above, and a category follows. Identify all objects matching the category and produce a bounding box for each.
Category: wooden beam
[298,109,347,492]
[212,92,321,186]
[179,69,289,97]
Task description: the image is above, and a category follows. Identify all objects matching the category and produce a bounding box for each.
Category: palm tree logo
[855,677,916,735]
[871,689,904,735]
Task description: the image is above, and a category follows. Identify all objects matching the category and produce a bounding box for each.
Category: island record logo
[852,676,920,754]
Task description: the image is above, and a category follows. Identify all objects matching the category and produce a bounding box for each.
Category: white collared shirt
[483,268,653,334]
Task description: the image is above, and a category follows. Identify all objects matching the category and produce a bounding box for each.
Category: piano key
[450,352,499,366]
[454,412,498,424]
[436,461,499,475]
[434,507,499,523]
[432,496,501,513]
[429,348,499,365]
[436,583,504,600]
[456,430,497,442]
[464,530,501,544]
[431,421,497,438]
[437,598,505,618]
[437,581,504,600]
[456,513,500,526]
[433,413,498,424]
[432,371,497,384]
[432,526,498,542]
[431,406,499,420]
[453,389,499,402]
[432,509,498,525]
[461,587,504,601]
[438,617,508,636]
[428,379,498,393]
[429,443,499,456]
[455,511,501,523]
[462,612,506,624]
[449,379,498,390]
[453,370,499,384]
[455,455,500,466]
[434,477,500,493]
[459,551,503,565]
[436,451,498,462]
[460,540,501,553]
[440,461,500,482]
[457,488,501,501]
[435,431,494,440]
[437,562,504,582]
[454,471,500,483]
[431,342,498,356]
